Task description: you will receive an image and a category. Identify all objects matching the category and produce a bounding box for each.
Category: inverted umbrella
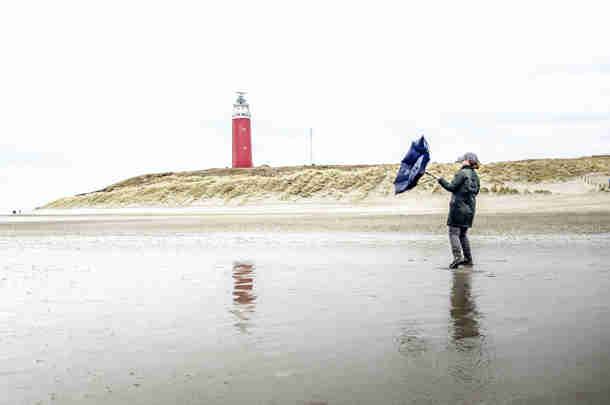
[394,135,436,194]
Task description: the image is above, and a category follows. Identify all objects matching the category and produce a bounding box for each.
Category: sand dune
[41,156,610,209]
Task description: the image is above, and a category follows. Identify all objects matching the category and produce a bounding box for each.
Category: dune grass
[42,156,610,208]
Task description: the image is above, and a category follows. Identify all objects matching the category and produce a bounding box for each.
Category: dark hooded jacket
[438,165,480,228]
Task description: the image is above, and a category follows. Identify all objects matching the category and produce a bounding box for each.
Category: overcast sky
[1,0,609,210]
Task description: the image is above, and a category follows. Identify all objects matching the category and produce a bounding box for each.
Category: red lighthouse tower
[232,92,253,168]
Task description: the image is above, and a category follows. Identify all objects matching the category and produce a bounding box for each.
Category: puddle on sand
[1,232,609,404]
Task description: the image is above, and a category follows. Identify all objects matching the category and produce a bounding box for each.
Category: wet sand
[6,193,610,235]
[2,210,610,235]
[2,198,610,404]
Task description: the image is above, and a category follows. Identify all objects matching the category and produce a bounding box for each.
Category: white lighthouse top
[232,91,251,119]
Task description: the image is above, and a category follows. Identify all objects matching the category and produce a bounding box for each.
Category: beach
[2,193,610,404]
[8,193,610,234]
[3,0,610,402]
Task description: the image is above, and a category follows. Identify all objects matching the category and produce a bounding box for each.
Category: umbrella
[394,135,436,194]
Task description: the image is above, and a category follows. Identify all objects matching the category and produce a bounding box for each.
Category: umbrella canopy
[394,136,431,194]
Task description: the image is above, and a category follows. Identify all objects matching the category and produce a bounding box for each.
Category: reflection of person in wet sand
[231,262,257,334]
[395,267,482,358]
[447,270,495,400]
[450,270,479,342]
[449,269,493,390]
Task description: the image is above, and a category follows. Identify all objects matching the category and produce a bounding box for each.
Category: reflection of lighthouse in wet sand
[231,262,257,334]
[232,92,253,168]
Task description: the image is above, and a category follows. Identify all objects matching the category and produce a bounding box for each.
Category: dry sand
[7,193,610,235]
[31,156,610,235]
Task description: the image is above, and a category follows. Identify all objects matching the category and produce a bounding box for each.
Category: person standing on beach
[438,153,481,269]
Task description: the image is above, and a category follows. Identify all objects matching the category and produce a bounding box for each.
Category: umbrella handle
[424,171,438,180]
[418,177,437,187]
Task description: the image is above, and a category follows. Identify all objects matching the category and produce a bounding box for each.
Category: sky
[1,0,609,211]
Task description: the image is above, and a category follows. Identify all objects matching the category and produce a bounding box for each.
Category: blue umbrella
[394,136,436,194]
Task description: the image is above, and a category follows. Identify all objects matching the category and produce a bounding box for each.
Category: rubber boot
[459,232,473,266]
[449,258,462,269]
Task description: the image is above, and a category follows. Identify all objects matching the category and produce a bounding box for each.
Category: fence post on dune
[310,128,313,166]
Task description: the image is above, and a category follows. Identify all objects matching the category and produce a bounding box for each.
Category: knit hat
[456,152,480,165]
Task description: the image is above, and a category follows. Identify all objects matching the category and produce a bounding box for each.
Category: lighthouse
[232,92,253,168]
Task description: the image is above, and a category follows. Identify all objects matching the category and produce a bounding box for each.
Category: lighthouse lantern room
[232,92,253,168]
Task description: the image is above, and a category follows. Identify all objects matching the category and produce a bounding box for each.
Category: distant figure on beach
[438,153,481,269]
